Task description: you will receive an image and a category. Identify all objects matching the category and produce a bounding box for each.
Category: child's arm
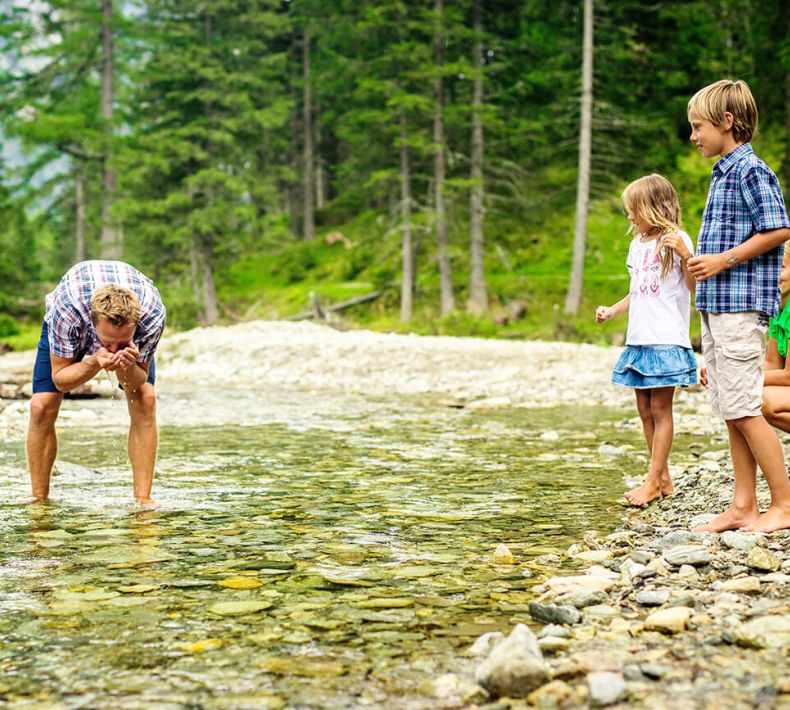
[595,295,629,323]
[687,227,790,281]
[661,233,696,290]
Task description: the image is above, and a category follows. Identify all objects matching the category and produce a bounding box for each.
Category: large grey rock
[635,589,670,607]
[537,624,572,639]
[587,671,626,706]
[746,546,781,572]
[720,531,760,552]
[475,624,549,698]
[467,631,505,657]
[628,550,653,565]
[719,577,761,594]
[620,559,647,580]
[733,615,790,649]
[663,544,711,567]
[654,531,702,550]
[556,589,609,609]
[528,601,581,625]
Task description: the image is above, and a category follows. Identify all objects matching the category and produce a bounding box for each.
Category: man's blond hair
[687,79,758,144]
[90,285,142,327]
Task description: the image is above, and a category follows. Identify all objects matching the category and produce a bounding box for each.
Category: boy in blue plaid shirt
[687,80,790,533]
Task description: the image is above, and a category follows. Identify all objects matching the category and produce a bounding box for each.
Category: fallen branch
[287,290,382,321]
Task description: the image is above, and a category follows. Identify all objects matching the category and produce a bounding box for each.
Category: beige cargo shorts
[700,311,768,420]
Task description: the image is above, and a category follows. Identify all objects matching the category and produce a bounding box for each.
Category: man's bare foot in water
[741,505,790,533]
[133,497,160,511]
[624,475,673,506]
[693,504,759,532]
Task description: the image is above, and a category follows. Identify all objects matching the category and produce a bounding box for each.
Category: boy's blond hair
[687,79,758,144]
[622,174,683,279]
[90,285,142,327]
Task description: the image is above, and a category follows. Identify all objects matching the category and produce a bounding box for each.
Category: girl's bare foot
[624,475,673,506]
[692,505,759,532]
[741,505,790,533]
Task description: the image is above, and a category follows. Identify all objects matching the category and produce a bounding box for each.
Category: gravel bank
[158,321,634,408]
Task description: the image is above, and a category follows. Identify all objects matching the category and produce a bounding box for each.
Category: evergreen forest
[1,0,789,346]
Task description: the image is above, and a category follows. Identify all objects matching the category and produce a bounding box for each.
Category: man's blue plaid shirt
[696,143,790,317]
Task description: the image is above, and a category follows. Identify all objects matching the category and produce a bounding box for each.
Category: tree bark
[75,163,86,263]
[399,113,414,322]
[289,32,301,237]
[564,0,593,315]
[302,28,315,240]
[434,0,454,316]
[99,0,121,259]
[315,100,325,210]
[200,243,219,325]
[189,240,205,324]
[197,11,219,326]
[467,0,487,315]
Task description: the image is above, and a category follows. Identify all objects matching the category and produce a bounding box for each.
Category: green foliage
[0,314,20,338]
[0,0,788,342]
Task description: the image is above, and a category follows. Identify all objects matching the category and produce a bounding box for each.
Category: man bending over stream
[26,261,166,507]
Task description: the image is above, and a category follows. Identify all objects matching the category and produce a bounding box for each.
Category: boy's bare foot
[741,505,790,533]
[624,477,673,507]
[692,505,759,533]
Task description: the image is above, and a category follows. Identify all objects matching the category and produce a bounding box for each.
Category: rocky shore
[435,468,790,709]
[2,321,789,708]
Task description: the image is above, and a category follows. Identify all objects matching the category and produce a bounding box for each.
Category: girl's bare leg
[625,387,675,506]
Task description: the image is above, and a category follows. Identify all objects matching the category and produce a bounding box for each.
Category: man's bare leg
[694,418,760,532]
[625,388,675,506]
[736,415,790,533]
[126,383,158,507]
[26,392,64,500]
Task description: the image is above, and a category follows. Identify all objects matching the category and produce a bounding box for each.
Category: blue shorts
[32,321,156,394]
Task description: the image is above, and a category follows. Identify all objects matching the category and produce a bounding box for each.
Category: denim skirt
[611,344,698,389]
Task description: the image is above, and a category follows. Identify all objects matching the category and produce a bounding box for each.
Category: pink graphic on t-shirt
[633,246,661,299]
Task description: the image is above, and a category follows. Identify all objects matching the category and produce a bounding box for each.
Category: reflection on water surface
[0,385,634,708]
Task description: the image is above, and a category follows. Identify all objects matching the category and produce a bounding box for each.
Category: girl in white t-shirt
[596,174,697,506]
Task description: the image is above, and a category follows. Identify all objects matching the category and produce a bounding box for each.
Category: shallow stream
[0,385,643,708]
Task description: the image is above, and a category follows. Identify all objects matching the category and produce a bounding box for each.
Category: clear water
[0,385,638,709]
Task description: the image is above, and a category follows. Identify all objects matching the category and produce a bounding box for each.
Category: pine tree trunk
[315,100,325,209]
[434,0,454,316]
[189,240,205,324]
[399,113,414,322]
[75,163,86,263]
[289,65,301,237]
[467,0,487,315]
[564,0,593,316]
[302,29,315,240]
[99,0,121,260]
[201,243,219,325]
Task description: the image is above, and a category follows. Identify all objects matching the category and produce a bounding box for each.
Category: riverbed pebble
[475,624,549,698]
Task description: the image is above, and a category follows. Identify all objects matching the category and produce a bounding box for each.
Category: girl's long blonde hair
[621,174,683,279]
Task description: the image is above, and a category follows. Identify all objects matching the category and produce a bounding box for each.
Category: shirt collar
[714,143,752,175]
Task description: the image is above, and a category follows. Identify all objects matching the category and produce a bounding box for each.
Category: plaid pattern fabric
[44,261,166,361]
[696,143,790,316]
